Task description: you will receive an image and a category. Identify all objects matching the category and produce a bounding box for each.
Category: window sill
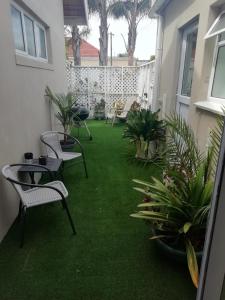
[15,54,54,71]
[194,101,225,116]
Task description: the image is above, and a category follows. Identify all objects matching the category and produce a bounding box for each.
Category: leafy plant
[130,114,223,288]
[124,109,165,159]
[45,86,76,143]
[165,114,201,178]
[210,111,224,172]
[131,158,213,288]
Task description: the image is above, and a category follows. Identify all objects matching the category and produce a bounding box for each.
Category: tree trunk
[71,25,81,66]
[127,0,138,66]
[128,23,137,66]
[99,2,108,66]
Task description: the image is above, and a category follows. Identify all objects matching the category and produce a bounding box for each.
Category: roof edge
[149,0,171,17]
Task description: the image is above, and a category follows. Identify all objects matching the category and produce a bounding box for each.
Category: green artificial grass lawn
[0,121,196,300]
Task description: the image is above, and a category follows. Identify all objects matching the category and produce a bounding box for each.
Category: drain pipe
[152,15,164,112]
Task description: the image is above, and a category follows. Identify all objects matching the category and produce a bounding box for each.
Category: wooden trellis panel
[66,62,155,117]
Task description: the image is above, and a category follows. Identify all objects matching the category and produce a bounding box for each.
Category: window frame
[208,34,225,104]
[11,1,48,62]
[205,10,225,39]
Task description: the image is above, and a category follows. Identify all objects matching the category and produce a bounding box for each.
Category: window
[37,26,47,59]
[10,3,48,61]
[24,15,36,56]
[181,30,197,97]
[11,6,25,51]
[207,17,225,102]
[211,35,225,99]
[205,11,225,39]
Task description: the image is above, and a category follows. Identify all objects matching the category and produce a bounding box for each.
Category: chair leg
[82,155,88,178]
[62,199,76,235]
[59,166,64,182]
[20,206,27,248]
[17,200,22,222]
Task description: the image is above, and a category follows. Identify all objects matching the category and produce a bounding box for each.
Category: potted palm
[124,109,165,160]
[45,86,77,149]
[130,114,222,288]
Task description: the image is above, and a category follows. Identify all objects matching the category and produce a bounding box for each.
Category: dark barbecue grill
[72,106,92,140]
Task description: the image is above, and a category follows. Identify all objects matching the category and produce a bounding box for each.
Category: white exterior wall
[156,0,225,150]
[0,0,67,241]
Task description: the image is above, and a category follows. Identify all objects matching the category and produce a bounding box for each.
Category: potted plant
[131,161,213,288]
[130,114,222,288]
[124,109,165,160]
[45,86,77,149]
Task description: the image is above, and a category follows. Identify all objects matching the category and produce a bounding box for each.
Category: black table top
[19,158,63,173]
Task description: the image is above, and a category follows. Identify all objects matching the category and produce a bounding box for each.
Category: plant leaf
[186,239,199,288]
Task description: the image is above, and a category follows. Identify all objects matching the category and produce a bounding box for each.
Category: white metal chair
[2,164,76,247]
[40,131,88,178]
[112,98,136,126]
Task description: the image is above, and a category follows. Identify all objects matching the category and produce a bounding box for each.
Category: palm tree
[65,25,90,66]
[88,0,115,66]
[110,0,150,66]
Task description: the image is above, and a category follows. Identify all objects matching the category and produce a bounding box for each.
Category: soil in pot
[60,138,75,150]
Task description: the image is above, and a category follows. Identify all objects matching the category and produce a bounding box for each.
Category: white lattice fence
[66,62,155,117]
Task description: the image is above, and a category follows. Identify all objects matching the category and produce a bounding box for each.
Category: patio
[0,121,195,300]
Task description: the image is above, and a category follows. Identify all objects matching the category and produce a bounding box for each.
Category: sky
[86,16,157,60]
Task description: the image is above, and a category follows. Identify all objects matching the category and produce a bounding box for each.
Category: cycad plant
[124,109,165,159]
[165,114,202,178]
[45,86,76,144]
[131,114,224,288]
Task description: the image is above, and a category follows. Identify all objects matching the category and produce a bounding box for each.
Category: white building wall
[0,0,67,241]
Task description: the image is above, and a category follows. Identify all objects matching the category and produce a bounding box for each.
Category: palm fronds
[131,166,212,287]
[45,86,76,135]
[165,114,201,178]
[124,109,165,142]
[210,111,225,171]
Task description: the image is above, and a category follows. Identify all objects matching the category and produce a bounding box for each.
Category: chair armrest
[6,176,66,201]
[12,163,51,173]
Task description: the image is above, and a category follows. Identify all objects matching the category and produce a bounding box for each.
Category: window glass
[219,32,225,42]
[211,12,225,35]
[11,6,25,51]
[38,27,47,58]
[212,45,225,99]
[24,15,36,56]
[181,31,197,97]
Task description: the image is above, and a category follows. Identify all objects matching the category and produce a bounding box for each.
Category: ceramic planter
[154,235,203,264]
[135,138,156,160]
